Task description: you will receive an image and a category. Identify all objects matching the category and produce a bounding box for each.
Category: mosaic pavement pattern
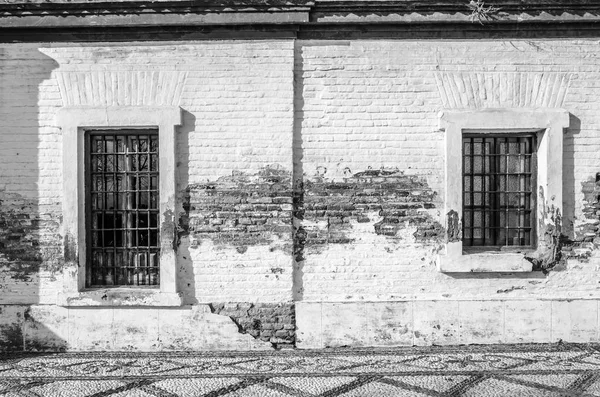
[2,344,600,396]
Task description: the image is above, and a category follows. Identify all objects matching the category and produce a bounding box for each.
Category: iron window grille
[85,130,160,287]
[462,133,537,251]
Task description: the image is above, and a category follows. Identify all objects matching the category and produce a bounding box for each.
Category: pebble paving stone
[2,343,600,396]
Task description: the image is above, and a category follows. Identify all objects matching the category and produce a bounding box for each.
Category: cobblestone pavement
[2,343,600,396]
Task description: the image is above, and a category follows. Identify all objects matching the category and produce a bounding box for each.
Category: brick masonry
[297,169,442,251]
[210,303,295,348]
[0,192,62,281]
[3,38,600,348]
[180,165,293,254]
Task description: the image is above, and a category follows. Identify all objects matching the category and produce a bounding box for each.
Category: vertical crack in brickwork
[210,303,295,348]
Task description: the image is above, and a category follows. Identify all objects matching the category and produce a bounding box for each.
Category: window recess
[462,134,537,252]
[86,130,160,287]
[437,108,569,273]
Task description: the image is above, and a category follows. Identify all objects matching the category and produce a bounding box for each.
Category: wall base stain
[0,321,23,352]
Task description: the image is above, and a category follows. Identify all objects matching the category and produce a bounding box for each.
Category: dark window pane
[86,130,160,287]
[463,134,535,248]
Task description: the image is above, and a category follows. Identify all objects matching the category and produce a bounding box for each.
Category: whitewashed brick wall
[295,39,600,302]
[1,38,600,308]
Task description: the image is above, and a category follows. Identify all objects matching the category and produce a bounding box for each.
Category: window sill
[58,288,183,307]
[437,242,534,273]
[463,246,535,254]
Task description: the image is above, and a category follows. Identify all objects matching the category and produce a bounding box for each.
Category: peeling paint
[161,208,177,251]
[496,286,525,294]
[519,173,600,272]
[552,173,600,265]
[63,233,77,264]
[180,165,293,253]
[446,210,461,242]
[0,191,63,281]
[525,187,563,273]
[210,302,295,348]
[299,168,442,251]
[578,174,600,243]
[63,289,179,306]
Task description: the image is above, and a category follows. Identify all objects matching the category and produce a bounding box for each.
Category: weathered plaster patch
[496,286,525,294]
[556,173,600,264]
[180,165,293,253]
[299,168,442,252]
[525,187,563,273]
[210,302,295,348]
[526,176,600,272]
[446,210,461,242]
[62,288,180,306]
[578,174,600,243]
[63,233,77,264]
[161,209,177,251]
[0,192,63,281]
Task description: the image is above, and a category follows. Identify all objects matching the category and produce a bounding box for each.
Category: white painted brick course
[2,37,600,347]
[295,39,600,302]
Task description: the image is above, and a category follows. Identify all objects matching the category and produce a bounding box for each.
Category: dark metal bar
[492,137,499,245]
[86,130,160,287]
[482,138,487,245]
[470,137,475,246]
[463,134,535,248]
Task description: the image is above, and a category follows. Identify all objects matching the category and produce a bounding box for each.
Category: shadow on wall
[292,40,305,302]
[0,46,66,351]
[563,114,581,239]
[176,109,198,304]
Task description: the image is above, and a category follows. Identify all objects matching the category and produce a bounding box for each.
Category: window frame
[438,108,569,273]
[57,106,182,306]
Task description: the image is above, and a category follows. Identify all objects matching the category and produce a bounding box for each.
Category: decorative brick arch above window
[57,106,183,306]
[438,108,570,273]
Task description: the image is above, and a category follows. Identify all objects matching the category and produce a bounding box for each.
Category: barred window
[462,134,537,250]
[86,130,160,287]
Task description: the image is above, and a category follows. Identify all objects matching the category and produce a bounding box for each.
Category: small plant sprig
[467,0,501,24]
